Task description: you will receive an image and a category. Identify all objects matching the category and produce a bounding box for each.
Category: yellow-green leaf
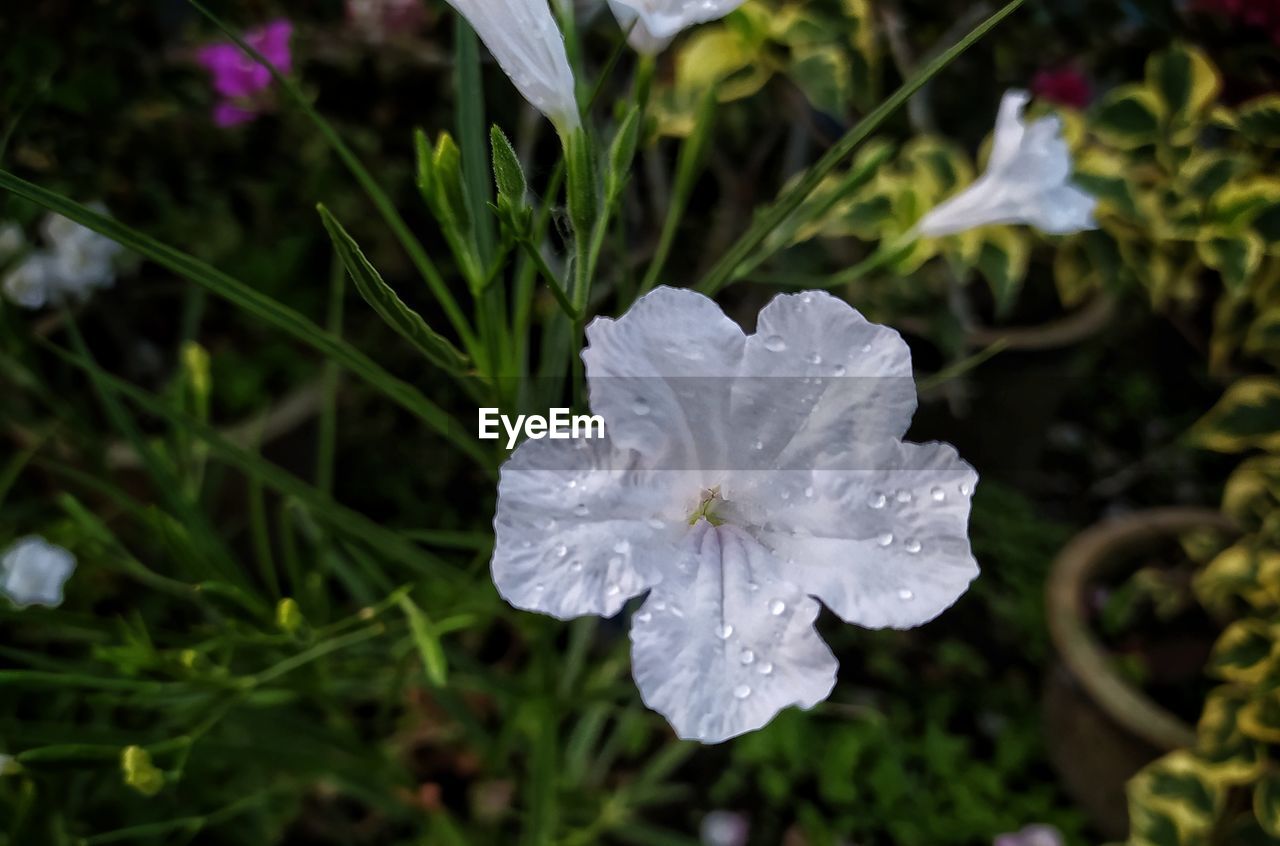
[1146,43,1221,123]
[1207,619,1275,683]
[976,226,1030,319]
[1194,377,1280,453]
[789,44,851,117]
[1238,94,1280,147]
[1197,230,1264,293]
[1256,772,1280,837]
[1093,84,1164,149]
[1240,692,1280,744]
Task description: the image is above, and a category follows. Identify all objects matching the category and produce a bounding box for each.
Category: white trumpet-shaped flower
[916,90,1097,238]
[608,0,747,53]
[2,536,76,608]
[492,287,979,742]
[443,0,580,130]
[2,206,122,310]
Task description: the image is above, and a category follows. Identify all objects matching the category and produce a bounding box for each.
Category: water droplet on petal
[632,398,650,416]
[733,684,752,699]
[606,584,621,597]
[905,539,922,554]
[931,486,946,502]
[860,343,872,353]
[554,544,568,558]
[898,588,914,600]
[647,518,664,530]
[717,623,734,639]
[747,581,759,592]
[636,611,652,623]
[764,335,787,352]
[653,600,667,611]
[740,649,755,665]
[753,440,764,451]
[780,490,790,501]
[769,599,786,616]
[670,605,685,618]
[832,364,846,376]
[573,503,589,517]
[613,540,631,554]
[877,533,894,547]
[960,482,973,496]
[567,479,577,489]
[807,352,823,365]
[868,493,886,509]
[803,486,815,499]
[895,489,912,504]
[570,561,583,573]
[757,662,774,675]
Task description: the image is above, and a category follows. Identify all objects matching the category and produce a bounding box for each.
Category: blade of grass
[318,205,474,380]
[0,172,492,472]
[184,0,476,356]
[695,0,1025,295]
[43,340,459,586]
[317,255,344,496]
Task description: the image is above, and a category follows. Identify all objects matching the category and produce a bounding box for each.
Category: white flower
[492,287,979,742]
[1,207,121,310]
[916,90,1097,237]
[442,0,580,131]
[1,536,76,608]
[608,0,746,53]
[701,810,749,846]
[0,222,25,261]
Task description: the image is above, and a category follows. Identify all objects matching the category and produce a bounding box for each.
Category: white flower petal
[1026,182,1099,234]
[630,522,837,743]
[443,0,580,130]
[492,433,694,619]
[2,255,55,310]
[986,89,1031,173]
[609,0,747,41]
[607,1,674,54]
[917,89,1096,238]
[729,290,916,470]
[583,286,745,472]
[2,536,76,608]
[730,441,979,629]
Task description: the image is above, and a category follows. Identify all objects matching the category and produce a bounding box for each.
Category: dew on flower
[717,623,734,639]
[877,533,894,547]
[733,684,751,700]
[768,599,786,616]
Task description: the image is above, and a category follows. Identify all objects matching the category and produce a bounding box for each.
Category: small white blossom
[2,536,76,608]
[491,287,979,742]
[1,206,122,310]
[442,0,580,131]
[994,825,1066,846]
[608,0,746,53]
[916,90,1097,237]
[700,810,749,846]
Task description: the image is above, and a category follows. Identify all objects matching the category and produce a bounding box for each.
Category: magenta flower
[195,19,293,127]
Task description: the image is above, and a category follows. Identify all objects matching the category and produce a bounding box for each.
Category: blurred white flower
[2,536,76,608]
[994,824,1066,846]
[443,0,580,131]
[608,0,746,53]
[916,90,1097,237]
[492,287,979,742]
[0,222,25,261]
[701,810,749,846]
[2,206,122,310]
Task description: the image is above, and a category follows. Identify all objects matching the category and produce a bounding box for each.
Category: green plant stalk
[639,87,718,297]
[184,0,478,358]
[317,255,345,497]
[695,0,1026,295]
[44,340,457,583]
[0,172,492,471]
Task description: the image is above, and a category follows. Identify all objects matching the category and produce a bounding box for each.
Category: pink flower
[195,19,293,126]
[1031,65,1093,110]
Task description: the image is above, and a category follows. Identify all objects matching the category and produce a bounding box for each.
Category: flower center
[687,486,725,526]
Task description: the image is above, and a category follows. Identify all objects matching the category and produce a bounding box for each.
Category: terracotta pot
[1044,507,1234,839]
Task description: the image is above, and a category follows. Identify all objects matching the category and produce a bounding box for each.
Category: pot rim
[1046,506,1235,752]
